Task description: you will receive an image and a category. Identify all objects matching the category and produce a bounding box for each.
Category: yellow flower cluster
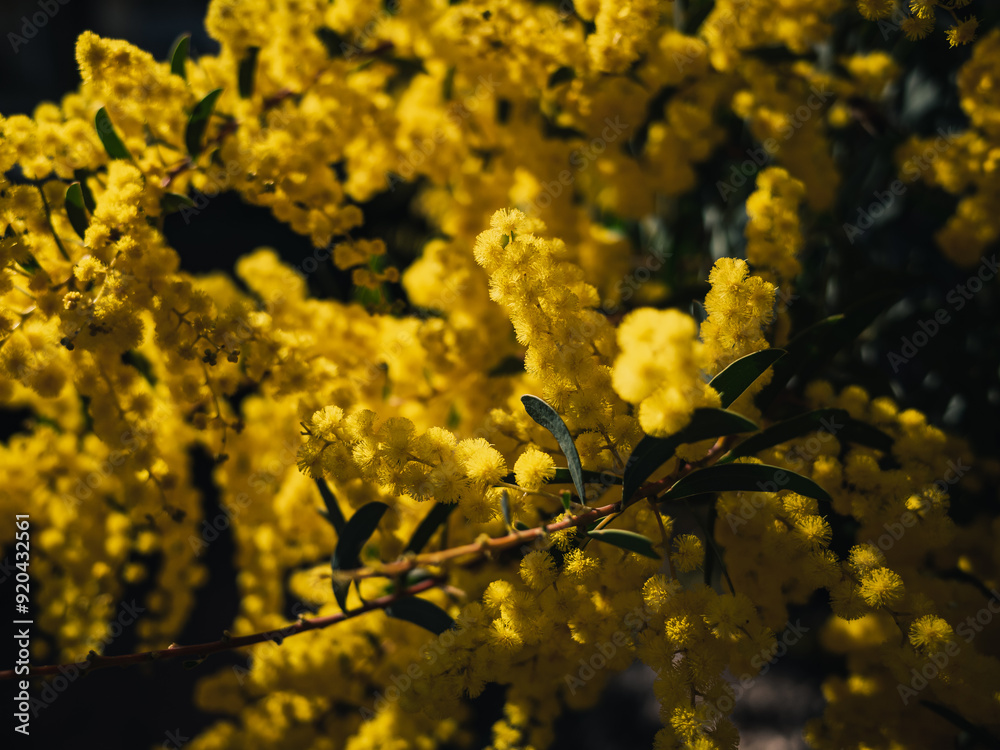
[856,0,979,46]
[700,258,777,376]
[612,309,721,438]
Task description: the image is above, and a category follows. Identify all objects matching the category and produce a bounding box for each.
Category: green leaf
[487,355,525,377]
[560,491,571,512]
[521,395,586,503]
[238,46,260,98]
[161,192,196,214]
[185,88,224,158]
[660,462,832,504]
[709,349,786,408]
[73,170,97,212]
[405,502,455,554]
[622,408,758,504]
[547,65,575,87]
[552,467,621,486]
[64,183,89,239]
[95,107,133,161]
[756,293,894,410]
[587,529,661,560]
[330,501,389,611]
[385,596,455,635]
[169,34,191,80]
[721,408,892,462]
[500,489,512,529]
[314,478,346,535]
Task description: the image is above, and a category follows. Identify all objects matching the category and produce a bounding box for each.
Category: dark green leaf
[560,491,571,512]
[500,489,512,529]
[587,529,661,559]
[238,46,260,98]
[314,478,346,535]
[552,467,621,486]
[521,395,586,503]
[547,65,575,87]
[386,596,455,635]
[161,192,196,214]
[723,408,849,462]
[95,107,133,161]
[406,502,455,554]
[185,88,224,158]
[331,501,389,611]
[660,462,832,504]
[721,408,892,462]
[73,170,97,211]
[622,408,758,504]
[756,293,894,409]
[169,34,191,80]
[316,27,352,58]
[709,349,786,408]
[487,355,525,377]
[64,183,89,239]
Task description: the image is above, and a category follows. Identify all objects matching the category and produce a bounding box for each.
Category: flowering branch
[0,577,442,681]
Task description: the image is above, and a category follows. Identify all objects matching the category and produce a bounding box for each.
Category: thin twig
[0,577,443,681]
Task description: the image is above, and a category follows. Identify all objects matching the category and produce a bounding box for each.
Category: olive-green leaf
[405,502,454,555]
[500,489,512,529]
[660,462,832,504]
[587,529,661,560]
[385,596,455,635]
[622,408,758,504]
[185,88,224,158]
[314,478,346,535]
[238,46,260,99]
[65,182,89,239]
[709,349,786,408]
[95,107,133,161]
[161,192,196,214]
[521,395,586,503]
[169,34,190,80]
[331,501,389,611]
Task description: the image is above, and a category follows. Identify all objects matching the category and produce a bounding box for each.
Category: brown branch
[0,577,442,681]
[340,501,621,581]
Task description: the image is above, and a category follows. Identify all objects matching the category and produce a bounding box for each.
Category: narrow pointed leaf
[95,107,132,161]
[660,463,832,504]
[169,34,191,80]
[757,293,894,409]
[405,502,455,554]
[65,183,89,239]
[238,46,260,98]
[161,192,196,214]
[500,489,512,529]
[330,501,389,611]
[385,596,455,635]
[521,395,585,502]
[552,467,622,486]
[622,408,758,504]
[314,478,346,535]
[73,170,97,211]
[709,349,785,408]
[185,88,224,158]
[587,529,661,559]
[721,409,893,463]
